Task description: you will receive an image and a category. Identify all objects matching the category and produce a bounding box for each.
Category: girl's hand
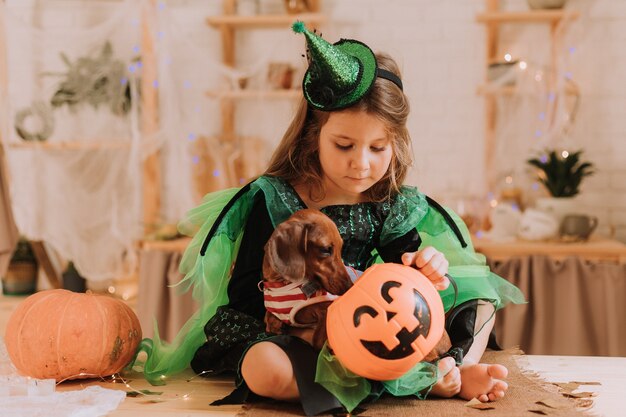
[401,246,450,290]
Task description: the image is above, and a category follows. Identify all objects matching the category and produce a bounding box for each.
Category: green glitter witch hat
[292,21,378,111]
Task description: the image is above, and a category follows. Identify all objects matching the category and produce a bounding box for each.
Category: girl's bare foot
[458,363,508,402]
[429,357,461,398]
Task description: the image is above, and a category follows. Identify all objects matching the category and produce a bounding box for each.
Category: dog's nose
[335,273,354,295]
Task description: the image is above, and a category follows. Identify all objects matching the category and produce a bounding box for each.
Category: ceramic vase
[534,196,580,224]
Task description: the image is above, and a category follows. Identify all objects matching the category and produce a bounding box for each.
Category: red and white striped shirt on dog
[261,266,362,326]
[261,280,333,326]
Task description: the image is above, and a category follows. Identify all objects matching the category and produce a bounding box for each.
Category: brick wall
[19,0,623,240]
[318,0,626,241]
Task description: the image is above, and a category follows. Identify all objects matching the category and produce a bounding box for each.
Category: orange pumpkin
[4,289,142,381]
[326,263,444,381]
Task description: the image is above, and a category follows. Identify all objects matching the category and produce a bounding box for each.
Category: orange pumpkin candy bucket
[326,263,445,381]
[4,289,142,381]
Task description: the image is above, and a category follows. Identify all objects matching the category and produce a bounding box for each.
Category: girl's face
[318,110,393,202]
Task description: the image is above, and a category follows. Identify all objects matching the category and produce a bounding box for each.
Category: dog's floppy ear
[265,221,308,282]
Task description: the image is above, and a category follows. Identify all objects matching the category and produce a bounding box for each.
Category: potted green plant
[527,149,594,197]
[2,238,38,295]
[527,149,595,221]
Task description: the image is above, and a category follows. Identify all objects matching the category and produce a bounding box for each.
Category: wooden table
[2,295,625,417]
[134,236,626,354]
[471,236,626,357]
[93,355,626,416]
[522,355,626,417]
[472,236,626,263]
[135,238,194,341]
[56,369,239,417]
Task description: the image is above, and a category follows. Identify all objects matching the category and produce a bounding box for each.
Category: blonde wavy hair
[264,53,412,202]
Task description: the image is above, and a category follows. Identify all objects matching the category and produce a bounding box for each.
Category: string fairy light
[56,372,117,385]
[185,370,214,382]
[96,373,197,403]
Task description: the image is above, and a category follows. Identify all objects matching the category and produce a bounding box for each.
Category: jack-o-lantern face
[354,280,432,360]
[327,263,444,381]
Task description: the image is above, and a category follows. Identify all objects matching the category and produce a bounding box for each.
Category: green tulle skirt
[132,187,252,385]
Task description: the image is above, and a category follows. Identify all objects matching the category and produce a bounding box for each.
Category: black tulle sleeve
[226,193,274,320]
[376,229,422,264]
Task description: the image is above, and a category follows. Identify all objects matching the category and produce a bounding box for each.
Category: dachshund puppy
[262,209,354,350]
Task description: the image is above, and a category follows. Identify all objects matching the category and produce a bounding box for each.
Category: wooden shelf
[476,10,580,24]
[477,85,518,96]
[207,1,325,142]
[205,89,302,100]
[206,12,326,28]
[5,140,132,150]
[138,237,191,253]
[477,2,581,192]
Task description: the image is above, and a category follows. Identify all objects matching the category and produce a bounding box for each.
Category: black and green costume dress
[134,175,524,414]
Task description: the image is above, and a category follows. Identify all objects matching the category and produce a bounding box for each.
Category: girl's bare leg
[457,301,509,402]
[240,341,299,400]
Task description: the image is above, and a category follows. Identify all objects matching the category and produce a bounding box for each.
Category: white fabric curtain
[1,0,144,281]
[0,0,307,282]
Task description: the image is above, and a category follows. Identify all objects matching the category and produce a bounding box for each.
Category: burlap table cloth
[237,349,588,417]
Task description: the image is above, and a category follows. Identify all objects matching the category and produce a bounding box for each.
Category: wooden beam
[6,140,132,150]
[476,10,580,24]
[0,2,20,276]
[141,1,161,234]
[206,13,326,28]
[30,241,62,289]
[221,0,236,66]
[484,0,499,193]
[206,89,302,99]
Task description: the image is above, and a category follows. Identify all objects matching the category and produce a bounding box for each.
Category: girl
[135,23,524,415]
